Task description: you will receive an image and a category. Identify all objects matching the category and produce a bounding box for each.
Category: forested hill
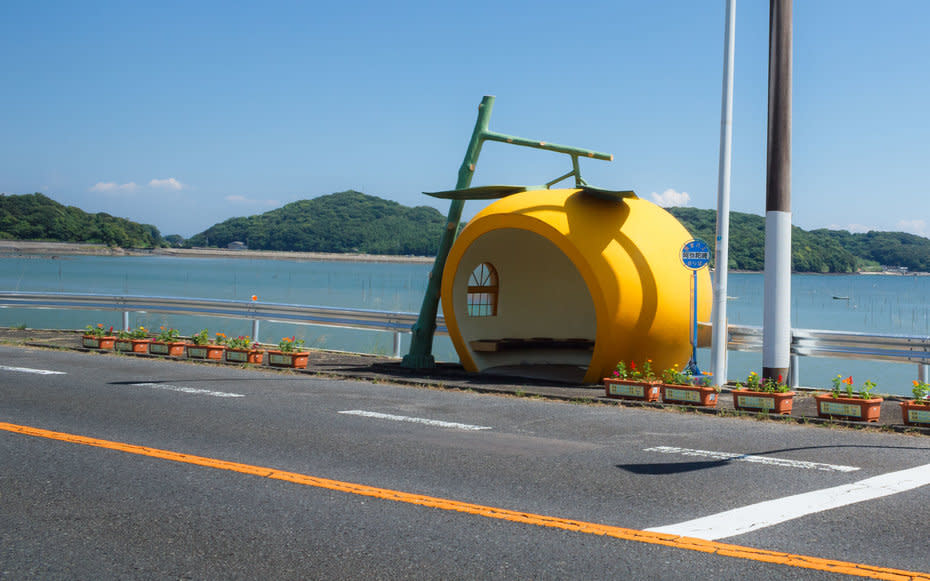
[669,207,930,273]
[0,193,164,248]
[186,190,447,255]
[4,190,929,271]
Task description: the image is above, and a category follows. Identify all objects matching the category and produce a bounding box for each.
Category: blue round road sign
[681,239,711,270]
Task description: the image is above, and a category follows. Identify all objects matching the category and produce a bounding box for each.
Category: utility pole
[711,0,736,388]
[763,0,792,383]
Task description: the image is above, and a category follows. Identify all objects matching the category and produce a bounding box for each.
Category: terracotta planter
[225,348,264,364]
[267,350,309,369]
[115,338,151,353]
[604,378,662,402]
[900,401,930,427]
[661,384,718,407]
[731,390,795,415]
[149,341,186,357]
[82,335,116,349]
[187,344,225,360]
[814,394,883,422]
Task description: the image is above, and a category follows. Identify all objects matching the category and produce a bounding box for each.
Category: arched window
[467,263,498,317]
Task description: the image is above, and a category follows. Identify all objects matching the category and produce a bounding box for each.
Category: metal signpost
[681,239,710,376]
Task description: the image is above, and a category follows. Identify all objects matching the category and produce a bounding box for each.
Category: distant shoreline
[0,241,435,264]
[1,240,926,274]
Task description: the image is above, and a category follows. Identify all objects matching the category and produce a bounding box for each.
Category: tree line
[0,193,163,248]
[669,207,930,272]
[4,191,930,271]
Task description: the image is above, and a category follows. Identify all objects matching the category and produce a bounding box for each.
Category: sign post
[681,239,710,376]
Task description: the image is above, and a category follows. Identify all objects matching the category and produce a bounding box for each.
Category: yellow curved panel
[442,189,711,384]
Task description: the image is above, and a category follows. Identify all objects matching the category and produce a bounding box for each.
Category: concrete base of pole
[763,367,789,384]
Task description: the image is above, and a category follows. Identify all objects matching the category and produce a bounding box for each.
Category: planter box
[225,348,264,364]
[149,341,186,357]
[267,350,309,369]
[814,394,883,422]
[661,384,718,407]
[187,344,225,360]
[604,378,661,402]
[82,335,116,349]
[900,401,930,427]
[115,338,151,353]
[732,390,795,415]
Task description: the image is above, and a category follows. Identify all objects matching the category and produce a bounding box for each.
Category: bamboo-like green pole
[402,96,612,370]
[401,96,495,369]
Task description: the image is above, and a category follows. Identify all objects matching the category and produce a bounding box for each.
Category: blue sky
[2,0,928,238]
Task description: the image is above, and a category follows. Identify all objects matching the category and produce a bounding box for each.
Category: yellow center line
[2,421,926,581]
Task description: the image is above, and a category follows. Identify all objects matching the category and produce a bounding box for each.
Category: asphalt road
[2,345,929,580]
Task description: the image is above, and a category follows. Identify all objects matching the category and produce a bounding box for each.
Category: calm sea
[2,254,928,395]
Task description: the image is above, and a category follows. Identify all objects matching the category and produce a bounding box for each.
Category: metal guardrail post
[393,331,402,359]
[920,364,929,384]
[789,354,799,388]
[122,311,130,332]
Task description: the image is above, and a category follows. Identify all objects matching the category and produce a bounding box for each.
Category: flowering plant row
[84,323,305,353]
[613,360,714,387]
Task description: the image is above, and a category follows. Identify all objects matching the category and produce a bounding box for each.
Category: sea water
[1,254,928,395]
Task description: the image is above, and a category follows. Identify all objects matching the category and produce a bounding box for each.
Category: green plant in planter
[215,332,227,345]
[613,359,657,381]
[831,374,877,399]
[190,329,210,345]
[277,336,306,352]
[227,335,257,350]
[912,380,930,403]
[116,326,148,339]
[154,326,181,342]
[661,364,693,386]
[85,323,114,337]
[763,373,790,393]
[859,380,877,400]
[130,326,148,339]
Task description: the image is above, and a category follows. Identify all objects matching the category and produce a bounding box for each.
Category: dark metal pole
[763,0,792,383]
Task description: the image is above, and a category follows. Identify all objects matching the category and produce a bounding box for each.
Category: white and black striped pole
[763,0,792,384]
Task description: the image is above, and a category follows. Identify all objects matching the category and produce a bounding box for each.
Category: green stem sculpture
[402,96,611,369]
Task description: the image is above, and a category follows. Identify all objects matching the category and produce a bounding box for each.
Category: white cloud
[897,219,928,237]
[149,178,185,190]
[90,181,138,193]
[828,223,872,234]
[650,188,690,207]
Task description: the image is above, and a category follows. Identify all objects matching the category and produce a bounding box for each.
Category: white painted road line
[644,446,859,473]
[130,383,245,398]
[0,365,66,375]
[647,462,930,540]
[338,410,492,431]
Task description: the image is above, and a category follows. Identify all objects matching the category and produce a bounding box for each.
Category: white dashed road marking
[644,446,860,473]
[339,410,492,431]
[0,365,66,375]
[130,383,244,398]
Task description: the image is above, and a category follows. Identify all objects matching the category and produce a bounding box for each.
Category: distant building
[227,241,248,250]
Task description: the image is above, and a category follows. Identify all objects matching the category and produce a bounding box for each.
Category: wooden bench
[469,337,595,352]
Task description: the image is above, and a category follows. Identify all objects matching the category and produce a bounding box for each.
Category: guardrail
[721,323,930,387]
[0,291,447,358]
[3,291,929,382]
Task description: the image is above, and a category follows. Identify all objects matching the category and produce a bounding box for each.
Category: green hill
[186,190,447,255]
[0,192,164,248]
[668,207,930,273]
[6,190,929,271]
